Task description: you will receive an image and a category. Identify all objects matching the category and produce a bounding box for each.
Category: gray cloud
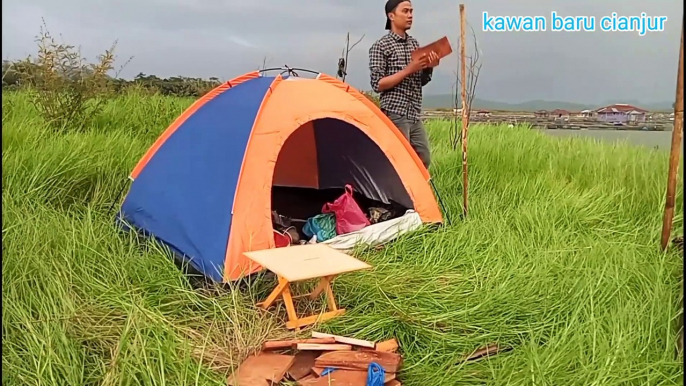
[2,0,682,104]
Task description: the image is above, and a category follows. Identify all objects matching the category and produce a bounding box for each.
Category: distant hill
[422,95,674,112]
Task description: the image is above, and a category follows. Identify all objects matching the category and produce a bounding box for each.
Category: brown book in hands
[411,36,453,68]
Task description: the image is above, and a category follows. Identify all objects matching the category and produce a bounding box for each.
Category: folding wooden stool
[244,244,371,330]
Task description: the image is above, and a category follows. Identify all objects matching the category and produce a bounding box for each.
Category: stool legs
[258,275,346,330]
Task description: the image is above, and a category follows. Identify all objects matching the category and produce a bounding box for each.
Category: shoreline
[540,127,676,150]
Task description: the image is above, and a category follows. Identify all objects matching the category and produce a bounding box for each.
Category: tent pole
[660,23,684,251]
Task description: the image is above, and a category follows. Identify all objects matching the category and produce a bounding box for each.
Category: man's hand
[408,51,440,73]
[427,51,440,68]
[407,53,429,73]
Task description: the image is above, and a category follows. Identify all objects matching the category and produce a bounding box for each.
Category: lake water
[542,129,677,151]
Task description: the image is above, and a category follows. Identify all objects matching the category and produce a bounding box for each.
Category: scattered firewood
[375,338,399,353]
[457,343,511,364]
[262,337,336,350]
[227,352,295,386]
[314,350,402,373]
[310,366,397,382]
[287,351,320,381]
[297,369,395,385]
[311,331,376,348]
[297,343,353,351]
[233,332,403,386]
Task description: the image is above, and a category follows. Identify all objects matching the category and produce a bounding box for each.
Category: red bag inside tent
[322,184,371,235]
[273,229,291,248]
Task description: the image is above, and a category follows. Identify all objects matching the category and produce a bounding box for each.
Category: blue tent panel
[119,76,276,281]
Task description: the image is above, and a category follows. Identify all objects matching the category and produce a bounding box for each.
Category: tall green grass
[2,90,683,385]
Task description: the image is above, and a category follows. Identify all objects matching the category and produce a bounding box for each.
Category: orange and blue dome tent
[117,69,443,283]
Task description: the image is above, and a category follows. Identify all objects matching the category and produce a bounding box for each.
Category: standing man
[369,0,439,169]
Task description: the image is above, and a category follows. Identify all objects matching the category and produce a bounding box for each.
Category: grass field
[2,90,683,385]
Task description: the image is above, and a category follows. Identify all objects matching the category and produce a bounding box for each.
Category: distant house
[534,110,549,118]
[550,109,571,118]
[475,110,491,117]
[595,104,648,124]
[579,109,595,118]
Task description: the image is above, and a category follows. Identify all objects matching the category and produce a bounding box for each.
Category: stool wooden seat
[244,244,371,330]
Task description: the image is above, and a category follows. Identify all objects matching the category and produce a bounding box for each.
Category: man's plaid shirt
[369,31,433,122]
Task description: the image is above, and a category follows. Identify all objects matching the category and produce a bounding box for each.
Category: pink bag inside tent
[322,184,371,235]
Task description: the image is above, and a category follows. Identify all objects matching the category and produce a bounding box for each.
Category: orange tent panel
[224,76,442,281]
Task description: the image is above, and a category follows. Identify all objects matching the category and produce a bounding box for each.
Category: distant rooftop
[596,103,648,113]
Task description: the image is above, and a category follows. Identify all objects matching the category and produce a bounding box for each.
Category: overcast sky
[2,0,682,103]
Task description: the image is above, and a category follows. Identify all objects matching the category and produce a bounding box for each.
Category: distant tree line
[3,60,221,98]
[3,59,380,105]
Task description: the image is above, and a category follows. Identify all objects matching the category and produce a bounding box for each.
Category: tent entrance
[270,118,415,244]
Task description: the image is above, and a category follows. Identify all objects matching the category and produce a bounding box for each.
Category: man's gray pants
[386,113,431,169]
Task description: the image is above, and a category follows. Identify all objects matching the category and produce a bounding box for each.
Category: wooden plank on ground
[375,338,399,353]
[227,373,269,386]
[297,370,395,385]
[314,351,402,373]
[227,352,295,386]
[287,351,320,381]
[263,337,335,350]
[311,366,325,377]
[309,366,393,379]
[297,343,353,351]
[311,331,375,348]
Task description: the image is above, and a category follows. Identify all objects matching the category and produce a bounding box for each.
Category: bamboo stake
[679,285,683,356]
[660,24,684,251]
[459,3,468,218]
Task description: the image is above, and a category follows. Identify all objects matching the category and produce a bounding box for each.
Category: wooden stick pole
[679,285,683,355]
[660,24,684,251]
[459,3,468,218]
